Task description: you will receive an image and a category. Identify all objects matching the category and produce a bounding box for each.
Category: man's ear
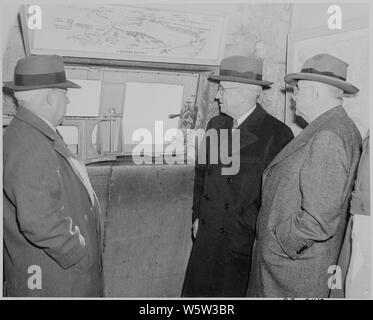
[256,87,262,100]
[46,89,54,106]
[313,86,320,100]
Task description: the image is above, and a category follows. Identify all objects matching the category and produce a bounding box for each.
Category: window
[64,66,199,162]
[57,79,102,156]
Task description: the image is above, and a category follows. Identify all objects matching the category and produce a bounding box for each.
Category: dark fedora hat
[208,56,273,89]
[3,54,81,91]
[284,53,359,94]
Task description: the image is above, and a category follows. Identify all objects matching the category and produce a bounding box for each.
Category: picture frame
[20,4,228,66]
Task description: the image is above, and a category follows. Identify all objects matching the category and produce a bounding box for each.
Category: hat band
[15,71,67,86]
[220,69,263,81]
[301,68,346,81]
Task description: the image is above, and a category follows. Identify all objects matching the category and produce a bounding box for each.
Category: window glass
[122,82,183,155]
[66,79,101,116]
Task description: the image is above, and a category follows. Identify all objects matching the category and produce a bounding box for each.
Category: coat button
[296,245,308,255]
[226,177,232,183]
[219,227,225,233]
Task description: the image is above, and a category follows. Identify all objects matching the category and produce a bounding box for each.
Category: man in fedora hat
[3,55,103,297]
[247,53,362,298]
[182,56,294,297]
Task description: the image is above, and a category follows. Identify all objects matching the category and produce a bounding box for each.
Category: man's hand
[192,218,199,239]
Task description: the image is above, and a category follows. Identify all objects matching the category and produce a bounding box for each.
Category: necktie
[232,119,239,129]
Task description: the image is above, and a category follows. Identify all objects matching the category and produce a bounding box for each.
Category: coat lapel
[235,103,266,152]
[15,107,95,205]
[15,107,57,142]
[53,134,76,161]
[15,107,76,162]
[264,105,347,174]
[219,103,265,159]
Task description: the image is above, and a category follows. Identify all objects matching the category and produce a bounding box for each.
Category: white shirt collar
[235,103,257,128]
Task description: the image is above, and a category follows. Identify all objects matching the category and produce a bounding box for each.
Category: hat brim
[3,80,81,91]
[208,75,273,89]
[284,72,359,95]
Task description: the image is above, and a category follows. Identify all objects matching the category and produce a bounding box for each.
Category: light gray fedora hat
[284,53,359,94]
[208,56,273,89]
[4,54,81,91]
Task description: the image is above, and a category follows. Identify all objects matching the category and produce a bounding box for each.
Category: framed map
[286,18,369,137]
[21,4,227,65]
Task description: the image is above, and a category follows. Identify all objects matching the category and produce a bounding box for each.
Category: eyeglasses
[53,88,68,94]
[52,88,70,103]
[217,85,240,95]
[292,86,315,95]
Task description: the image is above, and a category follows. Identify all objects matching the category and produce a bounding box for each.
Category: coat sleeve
[191,119,213,222]
[274,130,349,260]
[6,142,89,270]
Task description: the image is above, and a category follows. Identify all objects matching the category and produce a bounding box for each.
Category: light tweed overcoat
[247,106,361,298]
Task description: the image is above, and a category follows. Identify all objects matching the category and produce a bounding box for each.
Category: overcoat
[3,107,103,297]
[182,104,294,297]
[247,106,361,298]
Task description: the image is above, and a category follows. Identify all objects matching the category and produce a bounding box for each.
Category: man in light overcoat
[247,54,362,298]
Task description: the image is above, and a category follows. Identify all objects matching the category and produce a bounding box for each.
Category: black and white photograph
[1,0,371,304]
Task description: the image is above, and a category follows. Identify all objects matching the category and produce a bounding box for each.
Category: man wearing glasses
[182,56,294,297]
[3,55,103,296]
[247,54,362,298]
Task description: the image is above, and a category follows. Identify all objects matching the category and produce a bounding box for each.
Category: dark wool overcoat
[3,107,103,297]
[182,103,294,297]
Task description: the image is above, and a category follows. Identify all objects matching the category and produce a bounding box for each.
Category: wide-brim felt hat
[3,54,81,91]
[208,56,273,89]
[284,53,359,95]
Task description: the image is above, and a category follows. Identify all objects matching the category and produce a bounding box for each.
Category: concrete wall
[291,3,369,33]
[195,3,292,129]
[2,4,25,114]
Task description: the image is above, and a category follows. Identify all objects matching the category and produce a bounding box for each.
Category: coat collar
[237,102,267,133]
[264,105,347,173]
[15,106,57,141]
[15,106,74,161]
